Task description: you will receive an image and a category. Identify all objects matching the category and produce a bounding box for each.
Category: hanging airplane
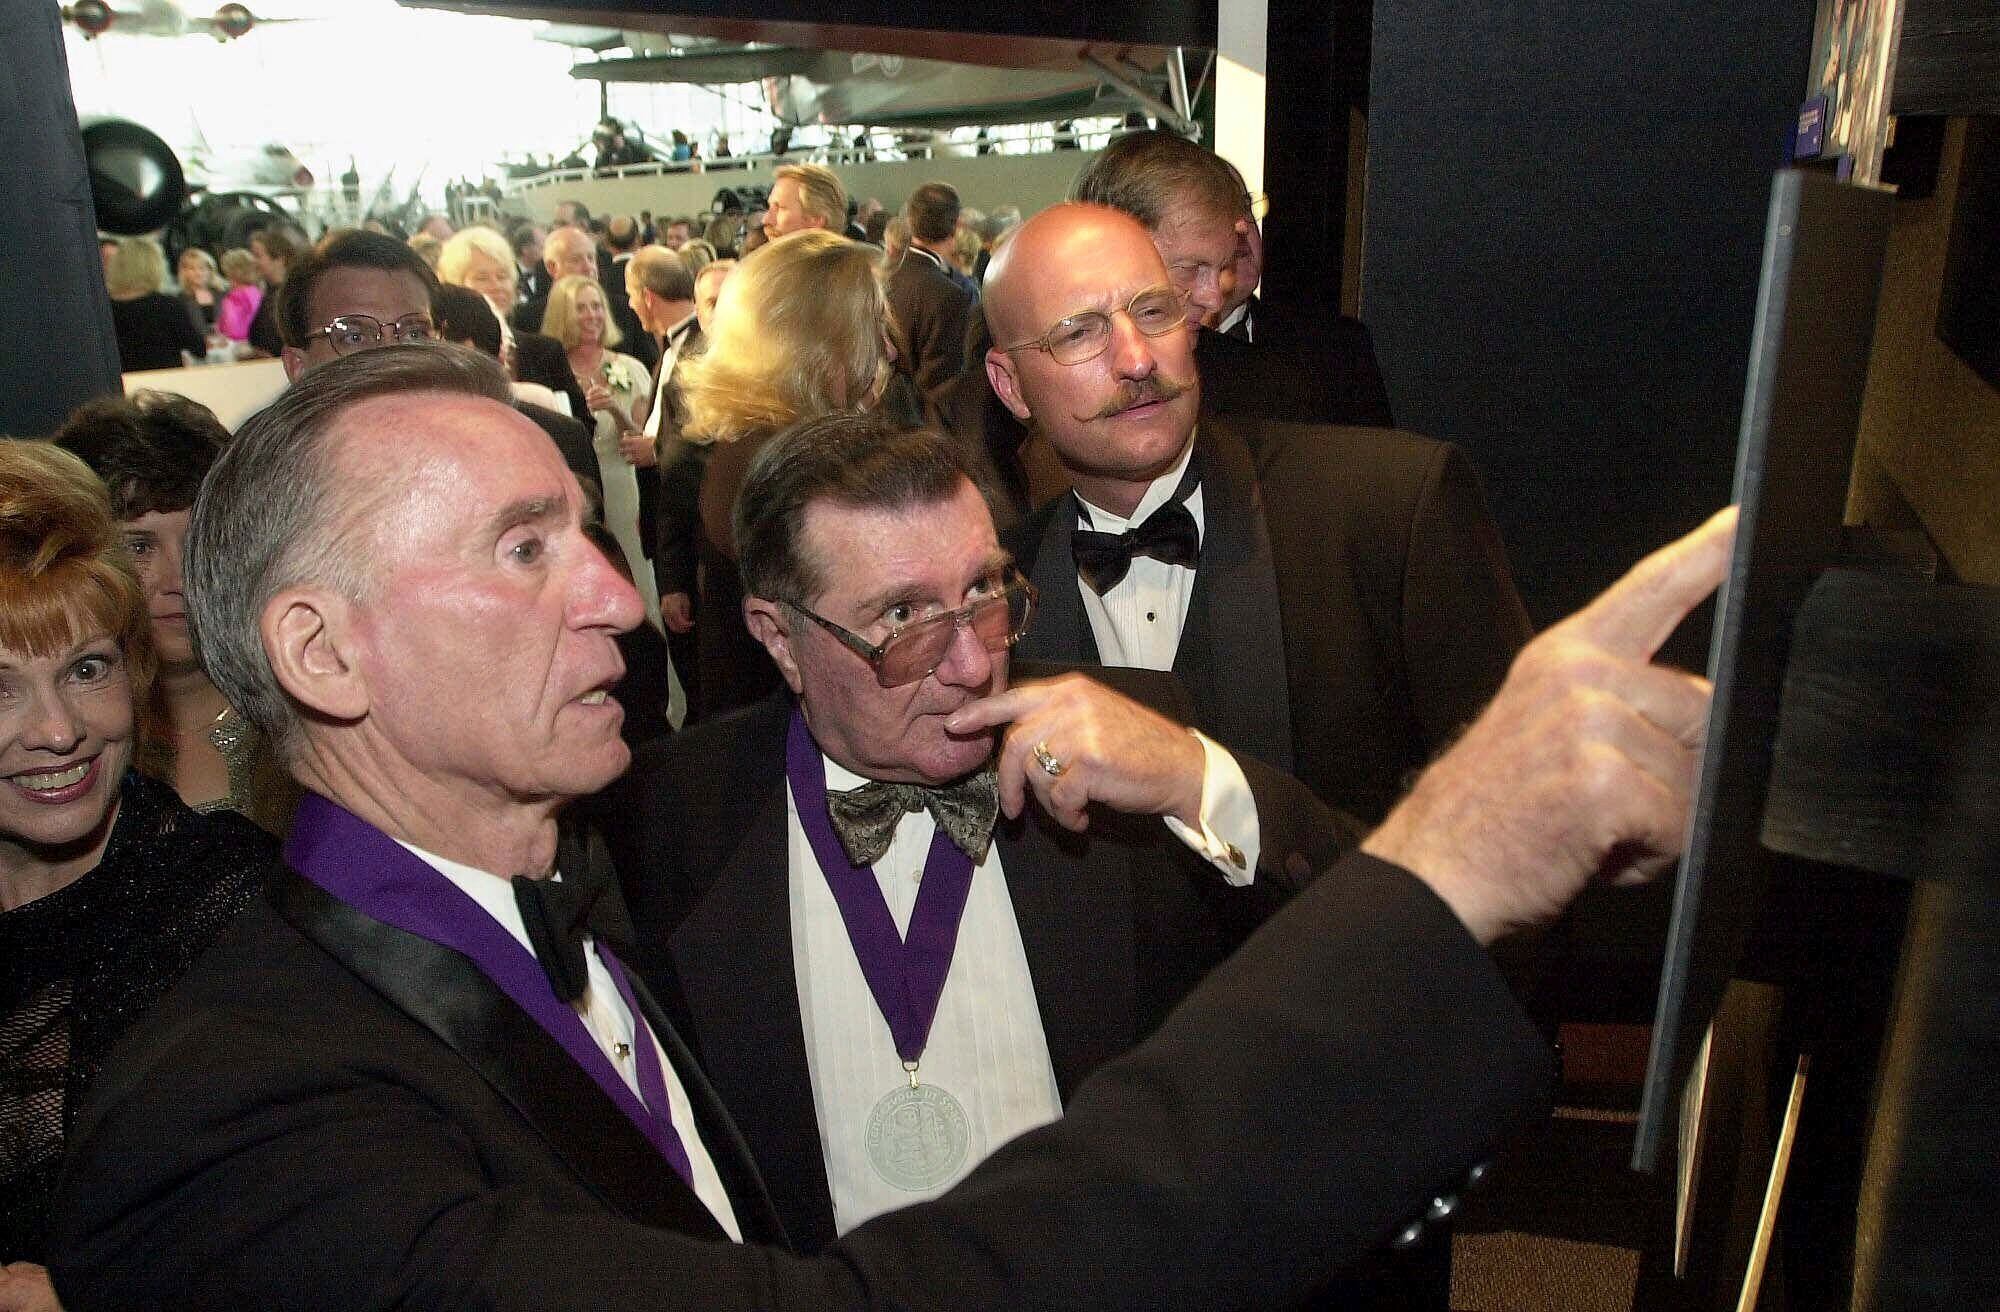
[415,5,1203,136]
[60,0,306,41]
[567,40,1173,131]
[184,139,317,195]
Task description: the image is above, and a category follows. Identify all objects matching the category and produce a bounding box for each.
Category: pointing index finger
[1568,506,1738,660]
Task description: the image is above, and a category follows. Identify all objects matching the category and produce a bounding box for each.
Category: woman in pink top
[212,248,264,342]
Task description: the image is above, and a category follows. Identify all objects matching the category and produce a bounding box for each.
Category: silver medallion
[865,1081,970,1191]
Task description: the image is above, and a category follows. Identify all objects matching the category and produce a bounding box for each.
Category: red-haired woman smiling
[0,441,273,1283]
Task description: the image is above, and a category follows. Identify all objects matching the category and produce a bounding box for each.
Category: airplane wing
[569,45,1146,129]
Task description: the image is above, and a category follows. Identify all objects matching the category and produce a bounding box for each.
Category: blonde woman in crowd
[213,248,263,344]
[677,238,717,279]
[436,225,518,323]
[542,273,663,637]
[105,239,204,373]
[437,226,591,421]
[175,247,221,331]
[672,230,915,716]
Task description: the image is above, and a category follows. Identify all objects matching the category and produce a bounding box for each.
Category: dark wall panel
[1895,0,2000,115]
[1,4,121,438]
[1363,3,1815,650]
[1260,0,1370,329]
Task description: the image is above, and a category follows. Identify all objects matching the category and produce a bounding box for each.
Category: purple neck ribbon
[785,709,976,1068]
[284,792,693,1185]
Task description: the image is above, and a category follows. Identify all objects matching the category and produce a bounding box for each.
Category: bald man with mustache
[987,203,1535,831]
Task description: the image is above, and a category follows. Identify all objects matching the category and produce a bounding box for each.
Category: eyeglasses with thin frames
[998,285,1191,367]
[308,314,438,356]
[785,577,1038,688]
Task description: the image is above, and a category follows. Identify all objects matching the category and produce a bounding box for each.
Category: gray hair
[185,344,513,758]
[1069,130,1251,230]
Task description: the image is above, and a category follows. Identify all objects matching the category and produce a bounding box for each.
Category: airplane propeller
[61,2,305,42]
[62,0,115,37]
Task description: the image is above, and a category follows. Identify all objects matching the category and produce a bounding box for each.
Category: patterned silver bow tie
[824,769,1000,867]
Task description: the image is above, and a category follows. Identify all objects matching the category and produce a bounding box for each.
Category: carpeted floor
[1447,1023,1671,1311]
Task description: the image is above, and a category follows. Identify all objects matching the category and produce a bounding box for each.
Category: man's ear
[281,347,307,383]
[985,346,1033,422]
[263,587,369,724]
[743,595,805,695]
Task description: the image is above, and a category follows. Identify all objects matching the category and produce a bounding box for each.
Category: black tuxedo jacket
[603,258,660,373]
[596,672,1352,1253]
[885,249,975,409]
[510,291,548,335]
[1008,419,1533,826]
[640,319,703,568]
[516,264,551,305]
[1194,315,1395,428]
[51,821,1551,1310]
[511,329,590,428]
[649,326,706,712]
[516,399,598,494]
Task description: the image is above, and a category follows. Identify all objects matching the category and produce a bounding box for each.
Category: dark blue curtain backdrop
[1,4,121,438]
[1363,3,1818,1010]
[1364,3,1814,654]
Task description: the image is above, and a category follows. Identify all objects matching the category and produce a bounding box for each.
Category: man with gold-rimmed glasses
[597,408,1355,1255]
[986,198,1533,1312]
[988,203,1533,834]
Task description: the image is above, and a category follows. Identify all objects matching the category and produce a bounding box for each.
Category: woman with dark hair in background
[105,239,205,374]
[0,442,273,1304]
[53,393,298,837]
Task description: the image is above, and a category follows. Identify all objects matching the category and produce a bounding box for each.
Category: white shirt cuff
[1162,729,1260,886]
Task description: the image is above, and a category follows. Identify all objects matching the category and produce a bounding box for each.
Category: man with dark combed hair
[598,409,1362,1257]
[887,182,977,411]
[598,215,659,372]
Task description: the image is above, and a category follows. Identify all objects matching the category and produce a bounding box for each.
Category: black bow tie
[1072,498,1201,594]
[513,827,634,1003]
[826,769,1000,867]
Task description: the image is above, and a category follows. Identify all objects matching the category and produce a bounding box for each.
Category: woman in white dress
[541,273,663,634]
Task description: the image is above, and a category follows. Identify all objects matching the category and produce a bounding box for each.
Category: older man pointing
[50,343,1730,1312]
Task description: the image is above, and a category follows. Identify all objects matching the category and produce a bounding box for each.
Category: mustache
[1090,373,1192,420]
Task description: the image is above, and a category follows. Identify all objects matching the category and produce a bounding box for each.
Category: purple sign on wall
[1796,95,1829,160]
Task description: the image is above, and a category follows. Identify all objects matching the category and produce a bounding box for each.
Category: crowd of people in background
[77,128,1414,858]
[97,162,1046,730]
[0,128,1724,1312]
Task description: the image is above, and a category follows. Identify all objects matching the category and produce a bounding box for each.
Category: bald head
[981,203,1199,518]
[605,215,640,253]
[982,203,1170,347]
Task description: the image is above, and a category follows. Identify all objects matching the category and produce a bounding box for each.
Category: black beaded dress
[0,770,276,1262]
